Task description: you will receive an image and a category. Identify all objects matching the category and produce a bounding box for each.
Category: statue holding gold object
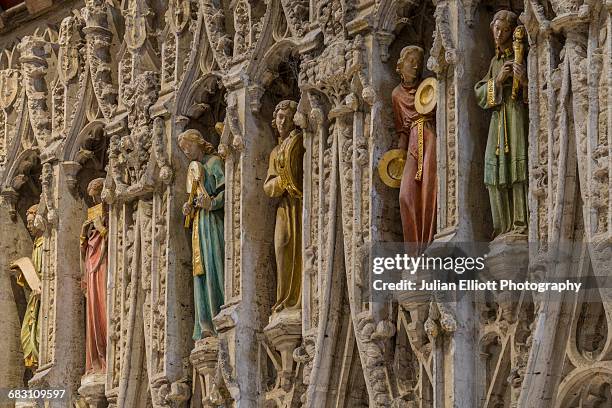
[80,178,108,374]
[179,127,225,340]
[386,45,437,246]
[10,204,44,370]
[474,11,528,237]
[264,100,304,313]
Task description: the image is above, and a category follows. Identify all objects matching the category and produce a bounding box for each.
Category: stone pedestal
[78,373,107,408]
[264,309,302,390]
[485,233,529,322]
[190,337,223,407]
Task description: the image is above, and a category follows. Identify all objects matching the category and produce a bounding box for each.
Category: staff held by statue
[512,25,527,101]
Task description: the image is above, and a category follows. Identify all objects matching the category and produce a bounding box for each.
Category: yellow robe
[17,236,43,368]
[264,133,303,312]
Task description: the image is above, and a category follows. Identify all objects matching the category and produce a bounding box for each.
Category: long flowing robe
[474,47,528,236]
[264,133,303,312]
[190,154,225,340]
[392,82,437,247]
[81,212,108,374]
[17,236,43,369]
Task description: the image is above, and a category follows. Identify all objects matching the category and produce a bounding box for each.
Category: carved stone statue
[80,178,108,374]
[264,100,304,313]
[474,10,528,237]
[10,204,44,370]
[180,129,225,340]
[392,46,437,246]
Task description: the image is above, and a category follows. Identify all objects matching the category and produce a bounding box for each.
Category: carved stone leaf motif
[124,0,150,51]
[201,0,232,70]
[0,69,20,109]
[169,0,191,34]
[19,35,52,149]
[57,17,82,85]
[83,0,118,119]
[427,0,457,75]
[280,0,309,37]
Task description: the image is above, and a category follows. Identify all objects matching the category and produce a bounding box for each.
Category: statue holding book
[10,204,44,370]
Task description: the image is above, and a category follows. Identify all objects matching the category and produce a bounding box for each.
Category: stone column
[29,161,85,407]
[427,2,493,407]
[212,83,278,407]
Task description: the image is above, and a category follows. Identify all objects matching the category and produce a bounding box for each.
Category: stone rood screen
[0,0,609,407]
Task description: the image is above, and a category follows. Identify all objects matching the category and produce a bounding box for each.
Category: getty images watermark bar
[367,242,608,303]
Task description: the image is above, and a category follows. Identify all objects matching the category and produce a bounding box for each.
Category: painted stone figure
[264,100,304,313]
[80,178,108,374]
[474,10,528,237]
[392,46,437,246]
[10,204,44,369]
[180,128,225,340]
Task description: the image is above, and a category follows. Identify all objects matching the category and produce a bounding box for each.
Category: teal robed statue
[179,128,225,340]
[475,10,529,237]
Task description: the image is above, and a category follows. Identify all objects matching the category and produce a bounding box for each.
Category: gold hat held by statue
[378,149,407,189]
[415,77,438,115]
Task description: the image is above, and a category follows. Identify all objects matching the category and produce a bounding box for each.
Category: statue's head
[490,10,518,49]
[272,100,298,139]
[26,204,42,238]
[396,46,424,86]
[87,178,105,203]
[178,129,215,161]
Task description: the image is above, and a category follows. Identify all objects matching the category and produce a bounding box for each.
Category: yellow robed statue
[264,100,304,313]
[10,204,44,369]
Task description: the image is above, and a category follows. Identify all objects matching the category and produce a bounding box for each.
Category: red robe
[82,224,108,374]
[392,83,437,247]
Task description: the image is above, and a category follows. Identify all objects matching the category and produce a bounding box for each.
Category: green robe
[189,154,225,340]
[18,236,43,368]
[475,47,528,236]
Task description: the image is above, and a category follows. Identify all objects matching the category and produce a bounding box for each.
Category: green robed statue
[475,10,529,237]
[179,128,225,340]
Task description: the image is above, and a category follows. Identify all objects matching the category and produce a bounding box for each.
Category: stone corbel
[264,309,302,392]
[247,84,264,113]
[0,188,19,221]
[217,94,244,159]
[60,161,82,194]
[375,31,394,62]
